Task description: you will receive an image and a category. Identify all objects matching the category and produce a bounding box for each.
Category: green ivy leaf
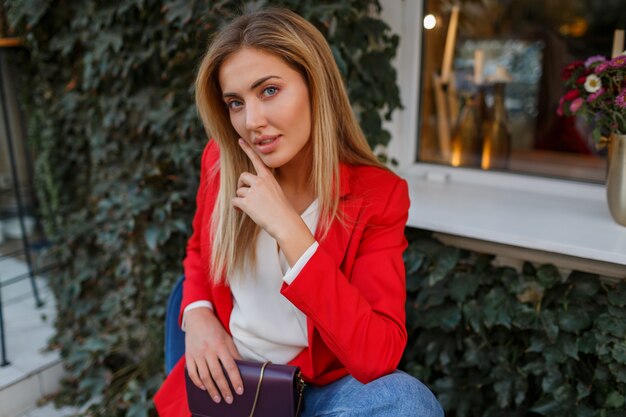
[541,368,564,393]
[576,381,592,401]
[330,45,348,75]
[522,359,546,376]
[144,225,159,251]
[578,331,597,354]
[540,310,560,342]
[567,271,600,301]
[428,246,460,286]
[463,300,483,333]
[449,272,479,303]
[493,379,512,408]
[611,342,626,365]
[558,333,579,360]
[609,362,626,384]
[403,248,424,276]
[536,264,561,289]
[483,288,512,329]
[605,391,625,408]
[558,307,592,333]
[530,396,561,415]
[425,305,462,331]
[597,313,626,338]
[162,0,194,24]
[554,384,576,404]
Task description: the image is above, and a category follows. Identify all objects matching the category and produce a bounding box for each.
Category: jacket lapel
[314,163,363,269]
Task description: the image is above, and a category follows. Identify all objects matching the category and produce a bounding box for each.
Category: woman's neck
[274,149,315,213]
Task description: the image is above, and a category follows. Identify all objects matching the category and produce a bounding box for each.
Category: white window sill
[400,164,626,272]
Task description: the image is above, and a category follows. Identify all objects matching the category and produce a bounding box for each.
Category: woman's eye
[227,100,243,110]
[262,86,278,97]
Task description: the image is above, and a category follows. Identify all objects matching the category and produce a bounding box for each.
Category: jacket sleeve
[281,178,410,383]
[178,140,219,325]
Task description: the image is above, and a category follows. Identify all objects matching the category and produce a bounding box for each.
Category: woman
[154,7,443,417]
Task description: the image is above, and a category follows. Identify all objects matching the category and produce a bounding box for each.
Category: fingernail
[226,395,233,404]
[213,395,221,403]
[236,386,243,395]
[238,139,244,145]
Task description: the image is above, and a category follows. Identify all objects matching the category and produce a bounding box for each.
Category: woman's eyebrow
[251,75,281,89]
[222,75,282,99]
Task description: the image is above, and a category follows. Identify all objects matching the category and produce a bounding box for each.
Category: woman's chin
[257,151,292,170]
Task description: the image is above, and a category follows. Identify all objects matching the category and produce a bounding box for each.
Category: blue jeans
[301,371,444,417]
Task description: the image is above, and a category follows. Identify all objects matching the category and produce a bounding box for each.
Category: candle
[612,29,625,58]
[474,49,484,85]
[441,5,460,84]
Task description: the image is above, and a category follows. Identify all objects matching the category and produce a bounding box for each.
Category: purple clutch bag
[185,360,305,417]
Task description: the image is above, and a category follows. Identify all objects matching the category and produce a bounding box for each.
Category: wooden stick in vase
[435,4,460,162]
[612,29,625,58]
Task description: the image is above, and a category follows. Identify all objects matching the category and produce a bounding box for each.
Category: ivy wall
[403,229,626,417]
[6,1,400,416]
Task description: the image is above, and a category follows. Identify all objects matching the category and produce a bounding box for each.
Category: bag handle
[248,362,305,417]
[248,361,270,417]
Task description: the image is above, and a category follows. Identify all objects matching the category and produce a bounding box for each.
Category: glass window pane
[417,0,626,183]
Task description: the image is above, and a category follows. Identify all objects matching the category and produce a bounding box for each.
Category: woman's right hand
[184,308,243,404]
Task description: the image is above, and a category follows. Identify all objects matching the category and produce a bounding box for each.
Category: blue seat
[164,275,186,374]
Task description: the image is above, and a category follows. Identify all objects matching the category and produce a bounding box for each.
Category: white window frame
[379,0,626,277]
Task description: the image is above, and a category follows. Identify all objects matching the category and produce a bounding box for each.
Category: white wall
[379,0,422,169]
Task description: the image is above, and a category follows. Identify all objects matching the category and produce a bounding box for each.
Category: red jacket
[154,140,410,416]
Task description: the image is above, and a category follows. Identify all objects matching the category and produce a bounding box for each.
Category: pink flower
[584,55,606,67]
[609,55,626,68]
[556,97,565,116]
[569,97,584,113]
[594,62,610,74]
[616,89,626,108]
[587,87,605,102]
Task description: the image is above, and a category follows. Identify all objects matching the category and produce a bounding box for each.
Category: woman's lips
[255,135,281,154]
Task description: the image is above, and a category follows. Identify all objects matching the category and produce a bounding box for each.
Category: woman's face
[218,47,312,171]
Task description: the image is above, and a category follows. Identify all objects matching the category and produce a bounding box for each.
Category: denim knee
[378,371,444,417]
[301,371,444,417]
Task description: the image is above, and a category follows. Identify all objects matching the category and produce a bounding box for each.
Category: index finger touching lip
[238,138,268,175]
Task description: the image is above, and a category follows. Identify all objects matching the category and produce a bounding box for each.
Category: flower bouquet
[558,54,626,143]
[558,53,626,226]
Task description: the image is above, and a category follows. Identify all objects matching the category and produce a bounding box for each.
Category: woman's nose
[245,101,267,131]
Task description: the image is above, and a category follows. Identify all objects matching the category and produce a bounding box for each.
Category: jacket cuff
[181,301,214,332]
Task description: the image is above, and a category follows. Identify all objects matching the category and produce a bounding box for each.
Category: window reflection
[418,0,626,182]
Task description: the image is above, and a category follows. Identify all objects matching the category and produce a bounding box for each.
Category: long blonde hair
[195,7,384,283]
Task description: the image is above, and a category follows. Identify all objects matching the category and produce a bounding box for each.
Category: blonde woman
[154,7,443,417]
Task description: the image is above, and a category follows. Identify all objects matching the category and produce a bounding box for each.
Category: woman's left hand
[232,138,303,242]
